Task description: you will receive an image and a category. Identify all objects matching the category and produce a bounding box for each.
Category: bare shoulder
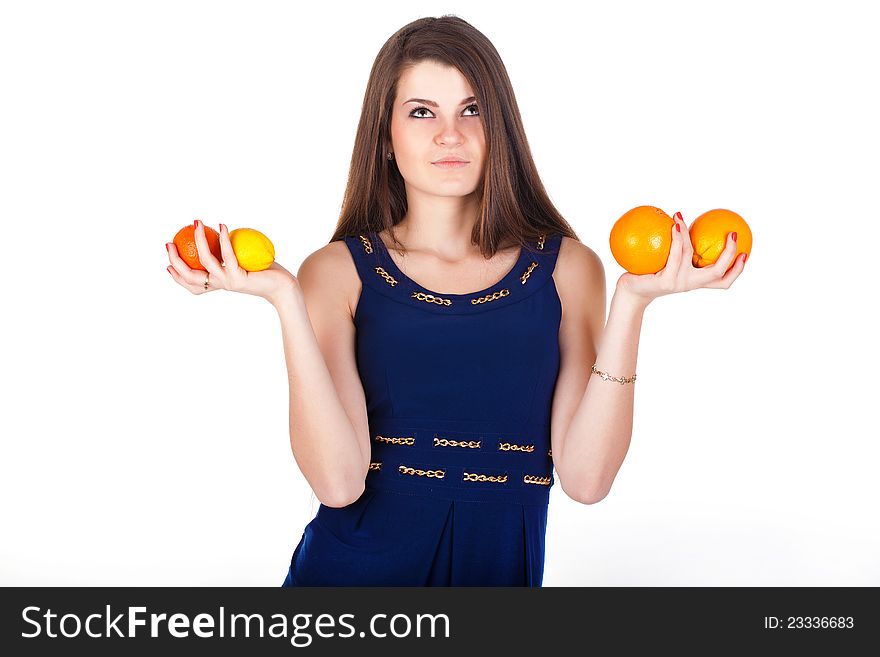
[552,236,606,321]
[296,239,362,321]
[553,236,605,301]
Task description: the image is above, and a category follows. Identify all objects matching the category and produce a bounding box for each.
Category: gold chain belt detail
[375,434,415,446]
[463,471,509,483]
[498,442,535,452]
[399,465,445,479]
[434,437,481,449]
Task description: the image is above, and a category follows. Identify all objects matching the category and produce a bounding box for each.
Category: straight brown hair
[329,15,578,258]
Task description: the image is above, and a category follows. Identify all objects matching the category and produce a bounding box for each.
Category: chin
[431,185,481,197]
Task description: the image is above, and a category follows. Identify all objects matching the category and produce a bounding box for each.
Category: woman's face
[389,60,486,199]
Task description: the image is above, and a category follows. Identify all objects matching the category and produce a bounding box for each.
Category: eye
[408,103,481,119]
[409,106,432,119]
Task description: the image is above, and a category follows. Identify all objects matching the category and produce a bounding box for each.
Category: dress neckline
[370,230,528,300]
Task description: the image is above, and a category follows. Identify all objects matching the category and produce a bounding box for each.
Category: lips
[432,160,469,169]
[432,155,470,170]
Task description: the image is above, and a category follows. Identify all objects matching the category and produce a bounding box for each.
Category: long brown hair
[329,15,578,257]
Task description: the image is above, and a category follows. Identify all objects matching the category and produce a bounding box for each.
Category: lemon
[229,228,275,272]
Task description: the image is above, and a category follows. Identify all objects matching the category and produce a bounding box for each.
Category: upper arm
[295,240,371,466]
[549,236,606,465]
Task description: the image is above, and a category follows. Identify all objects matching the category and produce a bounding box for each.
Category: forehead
[396,60,474,98]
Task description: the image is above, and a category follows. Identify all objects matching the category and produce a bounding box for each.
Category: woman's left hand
[615,211,747,304]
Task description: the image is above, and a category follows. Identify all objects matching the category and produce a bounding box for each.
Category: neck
[393,187,481,260]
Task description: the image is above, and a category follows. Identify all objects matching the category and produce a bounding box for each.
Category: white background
[1,0,877,586]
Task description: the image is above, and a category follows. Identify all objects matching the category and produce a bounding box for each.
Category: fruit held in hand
[689,209,752,272]
[173,223,221,271]
[609,205,675,275]
[229,228,275,272]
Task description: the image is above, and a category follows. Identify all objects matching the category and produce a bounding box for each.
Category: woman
[165,16,746,586]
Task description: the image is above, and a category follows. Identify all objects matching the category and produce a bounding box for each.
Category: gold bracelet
[591,363,637,385]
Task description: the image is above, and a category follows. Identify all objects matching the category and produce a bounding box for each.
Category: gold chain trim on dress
[400,234,549,304]
[411,291,453,306]
[375,434,415,446]
[463,471,509,483]
[358,234,373,254]
[399,465,445,479]
[548,449,553,457]
[374,266,398,287]
[523,474,552,486]
[520,261,539,284]
[470,289,509,305]
[498,442,535,453]
[434,437,481,449]
[368,462,382,471]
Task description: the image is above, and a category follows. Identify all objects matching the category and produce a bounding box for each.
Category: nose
[434,117,465,147]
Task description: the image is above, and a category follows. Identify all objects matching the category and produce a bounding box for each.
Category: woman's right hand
[166,220,300,307]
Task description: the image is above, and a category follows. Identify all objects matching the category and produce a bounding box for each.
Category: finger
[673,212,694,264]
[705,251,747,289]
[166,242,206,288]
[706,231,739,281]
[193,219,225,279]
[217,223,241,272]
[166,264,206,294]
[658,215,684,281]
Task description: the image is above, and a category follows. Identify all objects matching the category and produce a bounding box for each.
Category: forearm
[272,288,366,507]
[558,288,649,502]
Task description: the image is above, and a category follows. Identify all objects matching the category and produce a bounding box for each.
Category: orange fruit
[173,223,222,271]
[609,205,675,275]
[689,209,752,272]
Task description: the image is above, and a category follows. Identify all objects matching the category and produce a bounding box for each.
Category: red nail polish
[165,243,170,252]
[220,223,226,233]
[732,231,737,242]
[675,223,681,232]
[742,253,748,264]
[674,212,682,221]
[194,219,199,229]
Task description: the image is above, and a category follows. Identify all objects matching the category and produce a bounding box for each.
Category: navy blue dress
[282,230,563,586]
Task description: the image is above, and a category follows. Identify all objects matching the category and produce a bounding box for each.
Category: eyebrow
[402,96,477,107]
